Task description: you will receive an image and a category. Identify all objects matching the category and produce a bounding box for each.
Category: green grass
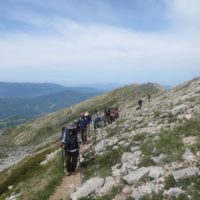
[140,117,200,166]
[133,132,147,141]
[164,175,200,200]
[0,143,64,200]
[82,146,130,180]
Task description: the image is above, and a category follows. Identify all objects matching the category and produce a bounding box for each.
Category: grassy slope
[0,83,163,147]
[0,83,163,200]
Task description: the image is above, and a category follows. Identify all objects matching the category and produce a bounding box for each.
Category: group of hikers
[60,93,151,176]
[60,107,119,176]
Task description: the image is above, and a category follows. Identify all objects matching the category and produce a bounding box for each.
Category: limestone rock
[148,166,164,180]
[97,176,116,196]
[131,184,154,200]
[70,177,104,200]
[171,104,188,115]
[182,148,195,161]
[122,167,149,184]
[130,146,140,152]
[164,187,185,198]
[172,167,199,181]
[95,140,107,153]
[151,153,167,164]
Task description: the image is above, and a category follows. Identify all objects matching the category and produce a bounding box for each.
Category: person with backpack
[137,99,143,110]
[147,93,151,102]
[61,123,82,176]
[93,110,100,130]
[78,114,88,144]
[85,112,91,141]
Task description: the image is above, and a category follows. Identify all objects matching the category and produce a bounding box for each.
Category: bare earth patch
[182,136,199,145]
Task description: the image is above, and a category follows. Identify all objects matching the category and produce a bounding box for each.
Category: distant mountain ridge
[0,82,100,98]
[0,82,101,128]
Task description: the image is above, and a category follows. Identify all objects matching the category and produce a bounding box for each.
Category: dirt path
[49,144,91,200]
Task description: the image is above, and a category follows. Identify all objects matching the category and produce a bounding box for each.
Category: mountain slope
[0,82,164,199]
[2,77,200,199]
[0,83,163,148]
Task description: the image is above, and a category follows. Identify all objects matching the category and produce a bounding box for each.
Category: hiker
[61,123,81,176]
[78,114,88,144]
[103,108,108,126]
[148,93,151,102]
[93,110,100,130]
[137,99,143,110]
[107,108,111,124]
[84,112,91,141]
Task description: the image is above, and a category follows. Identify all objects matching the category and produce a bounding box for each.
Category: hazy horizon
[0,0,200,85]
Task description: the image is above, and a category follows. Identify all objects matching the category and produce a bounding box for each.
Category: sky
[0,0,200,86]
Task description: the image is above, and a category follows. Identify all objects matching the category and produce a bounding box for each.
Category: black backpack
[64,129,79,151]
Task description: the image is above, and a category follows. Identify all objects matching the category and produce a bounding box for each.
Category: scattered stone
[171,104,188,115]
[121,152,140,164]
[131,146,140,152]
[95,140,107,153]
[164,187,185,199]
[97,176,116,196]
[151,153,167,164]
[172,167,199,181]
[131,184,154,200]
[122,186,132,195]
[113,193,126,200]
[40,149,60,166]
[182,136,198,145]
[112,145,119,150]
[122,167,149,184]
[118,140,125,146]
[182,148,195,161]
[6,192,21,200]
[8,185,13,190]
[148,167,164,180]
[70,177,104,200]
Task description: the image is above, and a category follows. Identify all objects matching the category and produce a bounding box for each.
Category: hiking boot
[66,172,72,176]
[72,171,77,175]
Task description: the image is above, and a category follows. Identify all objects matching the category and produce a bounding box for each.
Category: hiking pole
[78,153,83,183]
[61,146,65,172]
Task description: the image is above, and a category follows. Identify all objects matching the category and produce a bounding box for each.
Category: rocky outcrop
[122,167,149,184]
[70,177,104,200]
[172,167,199,181]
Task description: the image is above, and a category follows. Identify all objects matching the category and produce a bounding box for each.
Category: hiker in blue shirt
[78,114,88,144]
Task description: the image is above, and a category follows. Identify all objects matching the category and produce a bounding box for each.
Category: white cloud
[0,0,199,81]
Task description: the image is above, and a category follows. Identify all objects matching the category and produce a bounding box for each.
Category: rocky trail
[2,77,200,200]
[49,144,91,200]
[68,77,200,200]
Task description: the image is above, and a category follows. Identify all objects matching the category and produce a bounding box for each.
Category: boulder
[97,176,116,196]
[182,148,195,161]
[131,146,140,152]
[151,153,167,164]
[171,104,188,115]
[122,167,149,184]
[172,167,199,181]
[148,167,164,180]
[131,184,153,200]
[95,140,107,153]
[70,177,104,200]
[121,151,141,164]
[164,187,185,198]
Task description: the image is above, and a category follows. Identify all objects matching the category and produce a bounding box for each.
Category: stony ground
[3,77,200,200]
[69,77,200,200]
